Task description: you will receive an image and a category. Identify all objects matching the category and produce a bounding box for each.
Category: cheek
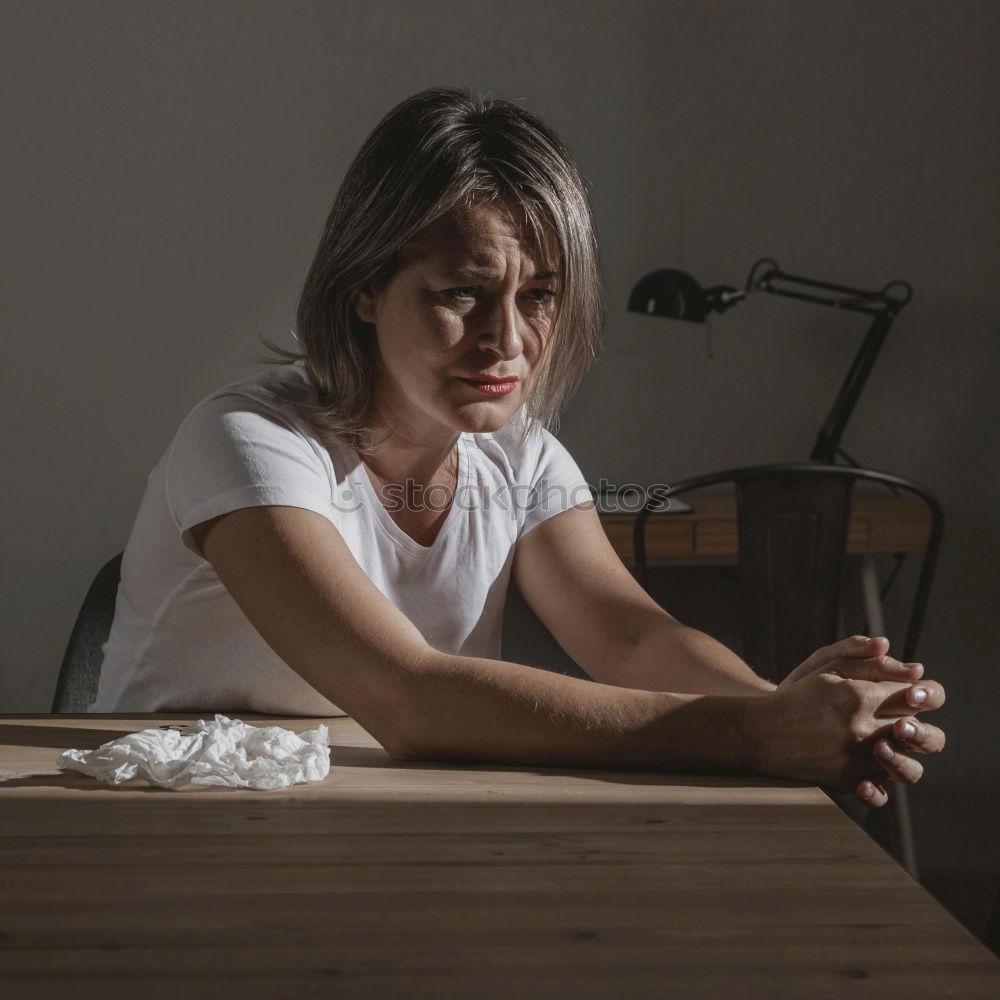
[525,316,555,364]
[427,307,470,350]
[381,302,461,364]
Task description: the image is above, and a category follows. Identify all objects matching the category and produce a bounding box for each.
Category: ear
[354,286,377,325]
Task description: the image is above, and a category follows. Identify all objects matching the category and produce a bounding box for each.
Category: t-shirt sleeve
[517,427,593,541]
[164,391,336,558]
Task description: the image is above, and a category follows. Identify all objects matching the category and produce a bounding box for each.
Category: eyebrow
[444,265,559,282]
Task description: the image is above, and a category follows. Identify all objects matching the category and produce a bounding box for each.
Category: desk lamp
[627,258,913,464]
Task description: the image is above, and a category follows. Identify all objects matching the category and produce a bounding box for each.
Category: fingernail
[910,686,928,704]
[879,742,895,759]
[901,721,916,739]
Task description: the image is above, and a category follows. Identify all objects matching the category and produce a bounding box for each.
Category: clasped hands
[750,634,946,808]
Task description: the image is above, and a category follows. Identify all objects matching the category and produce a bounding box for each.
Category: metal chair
[51,552,123,713]
[633,463,943,880]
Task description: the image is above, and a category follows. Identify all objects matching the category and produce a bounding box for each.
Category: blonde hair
[257,86,605,454]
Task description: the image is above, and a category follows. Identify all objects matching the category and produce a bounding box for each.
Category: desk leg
[860,554,920,881]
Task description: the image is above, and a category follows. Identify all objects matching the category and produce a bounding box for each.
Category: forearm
[393,648,755,774]
[597,619,776,697]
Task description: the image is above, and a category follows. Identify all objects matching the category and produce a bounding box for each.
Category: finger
[855,778,889,808]
[891,716,946,755]
[874,739,925,784]
[834,657,924,683]
[905,679,945,711]
[874,679,946,716]
[797,635,888,676]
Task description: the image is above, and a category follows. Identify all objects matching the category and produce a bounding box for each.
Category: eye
[443,287,479,301]
[525,289,557,304]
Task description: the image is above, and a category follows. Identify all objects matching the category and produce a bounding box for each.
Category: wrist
[649,691,763,773]
[739,689,776,776]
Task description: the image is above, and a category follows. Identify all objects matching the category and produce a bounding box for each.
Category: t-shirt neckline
[354,435,470,556]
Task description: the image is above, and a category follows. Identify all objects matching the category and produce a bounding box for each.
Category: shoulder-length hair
[257,86,605,454]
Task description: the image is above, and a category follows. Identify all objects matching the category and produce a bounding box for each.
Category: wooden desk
[599,484,933,566]
[2,713,997,998]
[600,484,935,880]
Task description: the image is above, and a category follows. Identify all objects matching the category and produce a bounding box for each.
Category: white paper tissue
[57,713,331,790]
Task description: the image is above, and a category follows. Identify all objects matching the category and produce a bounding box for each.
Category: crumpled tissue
[57,713,331,790]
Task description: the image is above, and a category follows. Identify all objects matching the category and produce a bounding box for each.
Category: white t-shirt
[88,360,592,716]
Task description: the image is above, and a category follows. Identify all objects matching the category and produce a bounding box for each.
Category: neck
[360,423,460,488]
[362,379,463,486]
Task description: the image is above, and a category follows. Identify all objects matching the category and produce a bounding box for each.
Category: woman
[89,87,945,809]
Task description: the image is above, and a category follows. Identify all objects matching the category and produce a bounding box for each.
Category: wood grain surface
[1,713,996,998]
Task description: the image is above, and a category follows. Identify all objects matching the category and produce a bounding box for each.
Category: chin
[452,402,518,434]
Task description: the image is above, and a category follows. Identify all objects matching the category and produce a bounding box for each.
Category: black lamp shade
[627,269,711,323]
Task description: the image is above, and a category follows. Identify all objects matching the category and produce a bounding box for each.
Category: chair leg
[861,784,919,880]
[887,784,920,879]
[858,554,920,881]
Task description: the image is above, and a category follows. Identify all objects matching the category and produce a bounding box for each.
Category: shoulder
[469,414,591,540]
[171,361,339,455]
[163,363,346,554]
[468,412,586,488]
[165,361,344,490]
[183,360,316,424]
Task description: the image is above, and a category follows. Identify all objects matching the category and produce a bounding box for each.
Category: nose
[477,291,523,361]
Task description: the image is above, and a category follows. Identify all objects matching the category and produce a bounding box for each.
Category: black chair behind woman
[633,462,944,880]
[51,552,123,713]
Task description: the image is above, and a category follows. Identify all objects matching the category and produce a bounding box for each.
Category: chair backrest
[51,551,124,713]
[633,463,943,683]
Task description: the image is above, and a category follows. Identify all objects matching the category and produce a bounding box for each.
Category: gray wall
[3,0,998,927]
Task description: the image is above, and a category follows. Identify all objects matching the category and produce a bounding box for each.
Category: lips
[458,375,518,385]
[457,374,519,396]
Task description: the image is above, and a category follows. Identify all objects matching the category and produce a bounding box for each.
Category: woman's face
[355,199,560,445]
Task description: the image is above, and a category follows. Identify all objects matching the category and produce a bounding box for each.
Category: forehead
[400,200,559,274]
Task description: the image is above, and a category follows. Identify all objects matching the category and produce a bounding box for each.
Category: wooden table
[2,713,998,998]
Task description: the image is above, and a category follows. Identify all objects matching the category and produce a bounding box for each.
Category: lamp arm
[744,261,912,464]
[809,308,897,463]
[747,261,912,312]
[758,286,886,317]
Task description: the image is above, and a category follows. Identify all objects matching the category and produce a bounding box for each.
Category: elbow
[371,646,444,763]
[383,733,426,762]
[382,721,446,762]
